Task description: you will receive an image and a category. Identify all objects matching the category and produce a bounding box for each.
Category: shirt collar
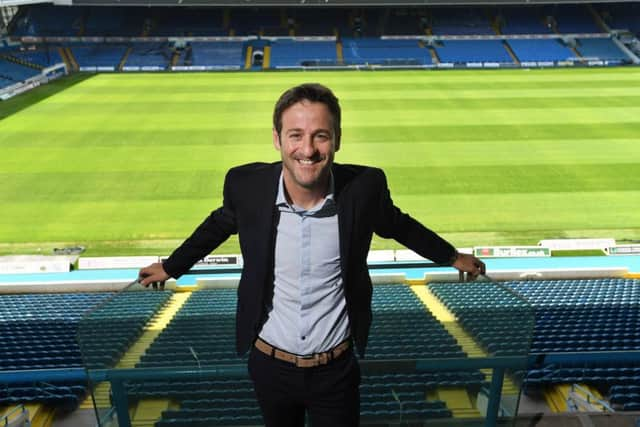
[276,171,335,211]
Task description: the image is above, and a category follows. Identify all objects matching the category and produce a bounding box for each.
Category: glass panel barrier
[77,280,536,427]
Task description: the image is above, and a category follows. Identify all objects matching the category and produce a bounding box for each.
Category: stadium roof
[2,0,636,6]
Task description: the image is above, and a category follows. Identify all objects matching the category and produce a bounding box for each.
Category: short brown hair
[273,83,341,144]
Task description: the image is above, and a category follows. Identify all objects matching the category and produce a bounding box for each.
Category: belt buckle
[315,352,329,365]
[295,352,327,368]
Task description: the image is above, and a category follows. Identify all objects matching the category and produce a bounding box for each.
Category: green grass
[1,68,639,256]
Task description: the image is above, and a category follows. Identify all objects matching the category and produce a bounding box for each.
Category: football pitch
[0,68,639,256]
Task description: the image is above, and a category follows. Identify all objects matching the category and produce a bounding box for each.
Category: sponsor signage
[161,255,241,267]
[609,245,640,256]
[140,66,163,71]
[195,255,241,266]
[539,238,615,251]
[0,256,71,274]
[171,65,240,71]
[474,246,551,258]
[78,256,159,270]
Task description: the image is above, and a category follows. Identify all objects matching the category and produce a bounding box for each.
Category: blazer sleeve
[162,170,238,279]
[372,169,457,266]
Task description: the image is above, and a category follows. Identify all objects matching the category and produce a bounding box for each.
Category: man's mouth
[297,158,322,165]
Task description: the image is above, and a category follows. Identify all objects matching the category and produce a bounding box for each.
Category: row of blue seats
[0,291,120,375]
[537,309,640,318]
[5,37,630,74]
[14,4,627,37]
[127,369,486,397]
[156,416,262,427]
[529,367,640,378]
[0,385,85,398]
[430,279,640,393]
[162,399,450,419]
[0,291,173,407]
[610,385,640,394]
[526,376,640,386]
[0,383,86,410]
[178,393,443,409]
[138,290,238,369]
[509,279,640,297]
[156,409,452,427]
[0,393,80,409]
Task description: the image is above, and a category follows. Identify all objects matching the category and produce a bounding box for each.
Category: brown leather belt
[254,337,351,368]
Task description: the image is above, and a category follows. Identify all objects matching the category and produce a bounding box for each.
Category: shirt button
[301,336,306,340]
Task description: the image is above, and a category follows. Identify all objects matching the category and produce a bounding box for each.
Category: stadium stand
[135,289,240,369]
[384,8,428,36]
[430,7,495,35]
[575,37,628,61]
[288,8,349,37]
[230,7,284,36]
[10,4,82,36]
[341,38,431,66]
[0,56,40,87]
[0,293,113,370]
[429,278,640,412]
[507,38,576,62]
[430,279,640,354]
[4,46,62,68]
[497,6,554,34]
[3,3,637,74]
[70,43,128,69]
[269,39,337,68]
[367,285,469,360]
[0,291,171,410]
[79,290,173,369]
[151,8,226,36]
[0,293,110,409]
[83,7,145,37]
[123,284,489,425]
[124,42,172,69]
[435,40,513,64]
[190,41,244,68]
[549,4,603,33]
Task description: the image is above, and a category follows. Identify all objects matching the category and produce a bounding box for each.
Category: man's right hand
[137,262,170,287]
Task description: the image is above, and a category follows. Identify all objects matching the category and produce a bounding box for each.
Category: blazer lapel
[333,164,352,281]
[263,162,282,247]
[264,163,282,293]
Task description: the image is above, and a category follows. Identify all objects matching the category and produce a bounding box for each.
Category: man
[138,83,485,427]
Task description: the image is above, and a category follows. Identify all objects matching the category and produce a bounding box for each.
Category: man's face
[273,100,339,194]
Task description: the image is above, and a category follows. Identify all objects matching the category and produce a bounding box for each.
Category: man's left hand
[452,252,486,281]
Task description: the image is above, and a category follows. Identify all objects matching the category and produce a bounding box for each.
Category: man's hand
[452,252,486,281]
[137,262,170,287]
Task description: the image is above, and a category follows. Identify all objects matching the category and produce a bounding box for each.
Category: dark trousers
[248,345,360,427]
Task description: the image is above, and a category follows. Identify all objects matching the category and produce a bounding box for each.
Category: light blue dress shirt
[258,173,350,356]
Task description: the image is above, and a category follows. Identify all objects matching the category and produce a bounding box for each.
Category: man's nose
[300,135,316,156]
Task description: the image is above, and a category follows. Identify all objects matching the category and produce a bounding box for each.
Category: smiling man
[138,83,485,427]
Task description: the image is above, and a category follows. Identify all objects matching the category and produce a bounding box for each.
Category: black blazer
[162,162,457,357]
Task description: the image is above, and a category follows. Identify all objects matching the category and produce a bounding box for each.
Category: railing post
[110,378,131,427]
[484,367,505,427]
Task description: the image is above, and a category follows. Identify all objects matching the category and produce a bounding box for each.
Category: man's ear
[273,128,281,151]
[334,129,341,152]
